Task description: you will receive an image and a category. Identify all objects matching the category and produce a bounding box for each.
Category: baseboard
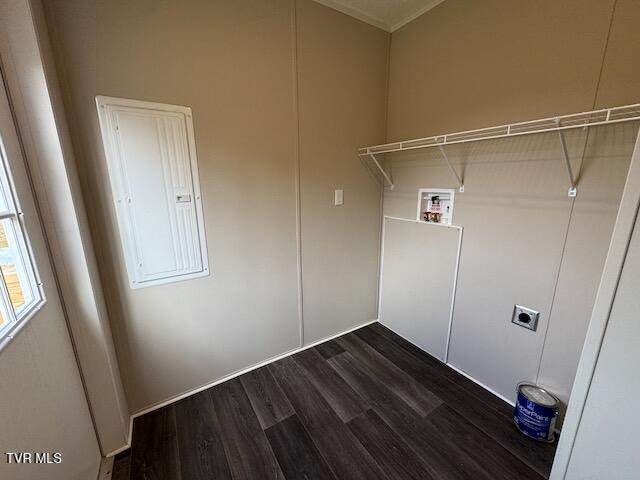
[105,442,130,458]
[105,319,379,457]
[378,323,563,434]
[445,362,516,407]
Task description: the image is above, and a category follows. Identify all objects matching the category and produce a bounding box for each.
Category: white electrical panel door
[96,96,208,288]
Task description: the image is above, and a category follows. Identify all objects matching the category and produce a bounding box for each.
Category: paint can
[513,383,559,443]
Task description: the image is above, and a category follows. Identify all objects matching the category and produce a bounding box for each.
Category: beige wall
[297,0,388,342]
[44,0,388,413]
[41,0,639,436]
[385,0,640,419]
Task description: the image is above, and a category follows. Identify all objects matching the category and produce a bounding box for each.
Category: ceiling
[312,0,446,32]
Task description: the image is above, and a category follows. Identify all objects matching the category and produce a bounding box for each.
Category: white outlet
[334,189,344,206]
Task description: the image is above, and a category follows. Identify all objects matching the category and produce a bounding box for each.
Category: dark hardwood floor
[113,323,557,480]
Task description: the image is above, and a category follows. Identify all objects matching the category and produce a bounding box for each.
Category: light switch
[334,189,344,206]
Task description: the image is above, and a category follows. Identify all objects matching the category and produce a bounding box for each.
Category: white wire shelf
[359,103,640,196]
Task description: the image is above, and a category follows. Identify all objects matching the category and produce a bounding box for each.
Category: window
[0,127,44,343]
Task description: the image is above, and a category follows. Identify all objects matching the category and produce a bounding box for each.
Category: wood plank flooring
[113,323,557,480]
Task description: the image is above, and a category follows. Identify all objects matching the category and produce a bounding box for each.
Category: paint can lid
[519,384,558,407]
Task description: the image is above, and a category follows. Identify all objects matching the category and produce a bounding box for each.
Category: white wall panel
[379,217,460,361]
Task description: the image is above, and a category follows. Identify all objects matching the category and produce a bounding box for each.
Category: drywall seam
[292,0,304,348]
[591,0,619,109]
[374,32,392,319]
[538,0,618,388]
[535,196,576,384]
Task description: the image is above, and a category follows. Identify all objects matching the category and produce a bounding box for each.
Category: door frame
[550,127,640,478]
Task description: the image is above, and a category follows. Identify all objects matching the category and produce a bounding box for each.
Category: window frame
[0,91,46,350]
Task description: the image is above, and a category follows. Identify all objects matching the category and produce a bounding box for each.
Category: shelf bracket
[438,145,464,192]
[367,151,394,190]
[555,119,577,197]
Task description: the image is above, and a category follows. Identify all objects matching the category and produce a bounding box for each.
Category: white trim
[0,300,46,352]
[105,318,379,457]
[445,226,463,363]
[549,128,640,479]
[383,215,462,230]
[446,362,515,407]
[97,456,114,480]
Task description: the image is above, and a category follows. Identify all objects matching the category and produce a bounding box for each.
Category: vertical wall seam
[535,197,575,384]
[536,0,619,387]
[291,0,304,347]
[591,0,619,110]
[383,31,392,143]
[375,30,392,320]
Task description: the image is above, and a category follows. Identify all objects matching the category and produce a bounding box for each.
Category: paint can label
[513,389,558,442]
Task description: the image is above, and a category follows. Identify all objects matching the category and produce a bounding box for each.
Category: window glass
[0,308,6,331]
[0,219,34,314]
[0,109,44,346]
[0,177,9,214]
